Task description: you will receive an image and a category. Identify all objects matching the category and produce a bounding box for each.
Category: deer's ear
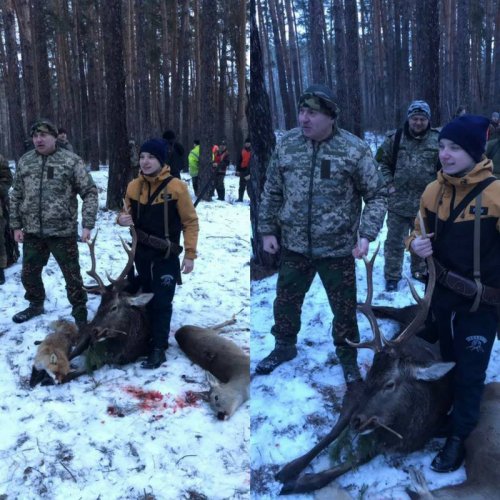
[414,362,455,381]
[206,371,221,388]
[127,293,154,307]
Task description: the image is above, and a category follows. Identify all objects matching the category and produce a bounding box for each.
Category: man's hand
[411,233,434,258]
[263,235,280,254]
[14,229,24,243]
[81,228,92,243]
[118,213,134,226]
[181,258,194,274]
[352,237,369,259]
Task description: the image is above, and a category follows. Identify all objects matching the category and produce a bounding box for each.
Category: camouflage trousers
[0,214,6,268]
[384,211,425,281]
[21,234,87,323]
[271,249,360,375]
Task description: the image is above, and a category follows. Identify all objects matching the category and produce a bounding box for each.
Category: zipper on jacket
[39,156,46,237]
[307,142,319,256]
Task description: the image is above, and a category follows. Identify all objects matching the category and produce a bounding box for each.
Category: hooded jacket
[259,126,387,258]
[10,147,97,237]
[123,166,199,260]
[407,158,500,310]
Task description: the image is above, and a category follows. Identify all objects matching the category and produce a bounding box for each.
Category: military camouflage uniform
[259,126,387,379]
[376,123,439,281]
[10,147,98,322]
[0,155,13,269]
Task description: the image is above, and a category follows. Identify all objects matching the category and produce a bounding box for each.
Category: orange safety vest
[240,148,251,169]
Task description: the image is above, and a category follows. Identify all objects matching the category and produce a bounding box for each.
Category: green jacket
[376,124,439,217]
[10,147,98,237]
[0,154,13,219]
[188,145,200,177]
[486,139,500,178]
[259,126,387,258]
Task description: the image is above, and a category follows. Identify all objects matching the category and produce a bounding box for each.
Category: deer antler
[347,242,390,353]
[85,229,107,293]
[107,226,138,286]
[386,211,435,346]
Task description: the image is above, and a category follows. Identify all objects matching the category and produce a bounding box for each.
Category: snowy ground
[0,166,250,499]
[249,133,500,499]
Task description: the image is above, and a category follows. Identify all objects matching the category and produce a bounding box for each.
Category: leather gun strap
[470,192,483,312]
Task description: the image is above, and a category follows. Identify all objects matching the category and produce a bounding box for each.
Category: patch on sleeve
[469,206,488,216]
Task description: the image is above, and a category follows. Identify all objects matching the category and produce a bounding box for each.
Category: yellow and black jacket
[123,166,199,260]
[407,158,500,310]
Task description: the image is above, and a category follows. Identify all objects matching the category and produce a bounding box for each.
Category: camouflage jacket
[10,147,98,237]
[376,123,440,217]
[486,139,500,178]
[0,154,13,218]
[259,127,387,258]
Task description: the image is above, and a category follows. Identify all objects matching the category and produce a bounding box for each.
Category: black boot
[385,279,399,292]
[141,347,166,369]
[430,436,466,472]
[255,342,297,375]
[0,268,4,285]
[12,303,45,323]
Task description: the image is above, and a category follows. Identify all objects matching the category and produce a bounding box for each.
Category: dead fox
[30,320,80,386]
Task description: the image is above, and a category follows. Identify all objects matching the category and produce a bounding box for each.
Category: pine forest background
[1,0,499,210]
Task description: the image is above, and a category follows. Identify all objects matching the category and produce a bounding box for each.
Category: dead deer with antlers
[65,227,154,377]
[274,245,456,494]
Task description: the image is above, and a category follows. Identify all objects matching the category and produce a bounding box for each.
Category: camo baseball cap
[407,100,431,120]
[298,84,339,118]
[30,119,58,138]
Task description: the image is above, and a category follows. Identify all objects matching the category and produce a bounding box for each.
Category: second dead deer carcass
[175,319,250,420]
[275,247,456,495]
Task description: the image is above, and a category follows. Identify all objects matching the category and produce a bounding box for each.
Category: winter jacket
[259,126,387,258]
[488,122,500,141]
[406,159,500,311]
[188,145,200,177]
[376,123,440,217]
[123,166,199,260]
[10,147,98,237]
[486,139,500,178]
[213,150,230,175]
[166,142,185,179]
[0,155,13,218]
[237,147,251,175]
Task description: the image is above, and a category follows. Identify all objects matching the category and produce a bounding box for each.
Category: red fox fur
[31,320,80,385]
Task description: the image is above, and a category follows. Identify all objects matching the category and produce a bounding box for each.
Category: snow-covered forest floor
[0,166,250,499]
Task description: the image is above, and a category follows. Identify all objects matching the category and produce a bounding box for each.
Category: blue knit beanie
[140,138,168,166]
[439,115,490,163]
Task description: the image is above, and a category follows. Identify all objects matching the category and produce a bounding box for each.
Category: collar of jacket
[438,158,494,188]
[300,121,339,144]
[140,165,171,184]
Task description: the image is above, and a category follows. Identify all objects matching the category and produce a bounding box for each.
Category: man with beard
[376,100,440,291]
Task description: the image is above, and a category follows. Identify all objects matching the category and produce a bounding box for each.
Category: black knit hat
[140,138,168,166]
[439,115,490,163]
[162,129,176,142]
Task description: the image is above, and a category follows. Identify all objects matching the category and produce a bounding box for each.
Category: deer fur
[175,320,250,420]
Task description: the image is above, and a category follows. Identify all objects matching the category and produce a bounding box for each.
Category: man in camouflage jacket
[376,100,440,291]
[10,119,98,325]
[256,84,387,383]
[0,154,13,284]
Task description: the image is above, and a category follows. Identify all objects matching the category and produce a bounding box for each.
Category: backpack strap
[439,177,496,237]
[470,191,484,312]
[391,128,403,176]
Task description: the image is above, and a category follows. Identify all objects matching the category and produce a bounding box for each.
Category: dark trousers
[192,175,199,196]
[433,304,497,438]
[135,253,180,350]
[272,249,360,372]
[238,174,250,201]
[384,211,425,281]
[21,234,87,322]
